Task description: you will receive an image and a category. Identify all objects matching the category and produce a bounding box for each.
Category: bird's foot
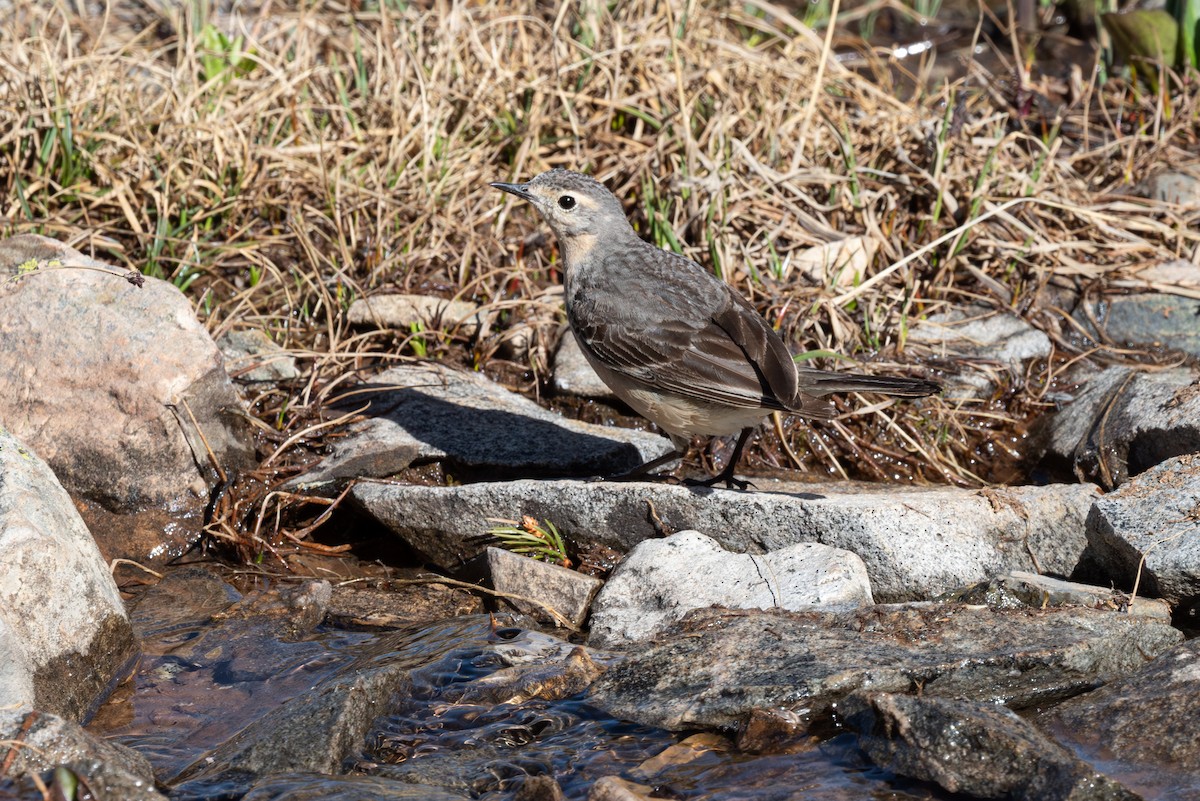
[684,473,755,491]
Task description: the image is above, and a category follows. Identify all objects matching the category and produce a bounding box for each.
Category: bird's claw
[683,474,755,491]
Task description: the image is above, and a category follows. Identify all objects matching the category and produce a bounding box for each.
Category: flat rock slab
[351,478,1097,601]
[845,693,1139,801]
[0,427,137,720]
[0,234,252,512]
[1073,293,1200,359]
[589,530,873,647]
[1037,366,1200,488]
[487,546,602,629]
[218,329,301,384]
[586,604,1182,731]
[293,364,672,489]
[347,294,484,336]
[1084,452,1200,608]
[1041,638,1200,798]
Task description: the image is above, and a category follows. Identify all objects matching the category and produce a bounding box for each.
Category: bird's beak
[491,181,534,202]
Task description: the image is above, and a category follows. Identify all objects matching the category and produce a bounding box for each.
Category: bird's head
[491,169,629,240]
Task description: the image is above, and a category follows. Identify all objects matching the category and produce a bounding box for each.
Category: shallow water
[89,573,955,800]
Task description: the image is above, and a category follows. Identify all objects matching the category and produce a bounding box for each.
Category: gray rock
[0,234,253,512]
[1134,168,1200,206]
[1036,366,1200,488]
[166,613,580,794]
[351,478,1096,601]
[347,294,484,336]
[908,307,1052,399]
[295,363,672,489]
[845,693,1139,801]
[218,329,301,383]
[589,530,873,648]
[0,710,166,801]
[586,603,1182,730]
[945,570,1171,620]
[1084,452,1200,607]
[241,777,470,801]
[1073,293,1200,359]
[298,631,603,794]
[551,333,615,399]
[0,427,137,720]
[430,628,607,706]
[240,772,468,801]
[170,627,428,783]
[1041,638,1200,798]
[487,546,603,629]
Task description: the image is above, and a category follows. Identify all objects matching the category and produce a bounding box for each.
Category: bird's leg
[686,427,754,490]
[597,447,686,483]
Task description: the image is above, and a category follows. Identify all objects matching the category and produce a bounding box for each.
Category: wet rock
[428,629,608,705]
[1073,294,1200,359]
[75,500,205,571]
[0,234,252,513]
[347,629,613,795]
[326,583,484,630]
[844,693,1139,801]
[587,603,1181,731]
[908,307,1052,399]
[1036,366,1200,488]
[167,615,527,790]
[127,566,243,637]
[240,771,469,800]
[944,570,1171,620]
[487,547,603,629]
[587,776,656,799]
[121,572,385,782]
[347,293,484,336]
[294,363,671,490]
[514,775,566,801]
[1041,638,1200,798]
[0,710,166,801]
[1083,453,1200,607]
[171,645,414,783]
[352,478,1096,602]
[551,333,614,399]
[222,580,333,634]
[0,427,137,720]
[588,530,873,648]
[218,329,301,384]
[734,708,809,752]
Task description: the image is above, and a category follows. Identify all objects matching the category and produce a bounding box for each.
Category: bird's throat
[559,232,598,271]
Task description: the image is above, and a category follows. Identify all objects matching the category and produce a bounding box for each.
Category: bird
[492,169,940,488]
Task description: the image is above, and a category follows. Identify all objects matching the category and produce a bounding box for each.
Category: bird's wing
[575,274,836,419]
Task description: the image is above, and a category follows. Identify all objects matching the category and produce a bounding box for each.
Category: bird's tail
[795,367,941,399]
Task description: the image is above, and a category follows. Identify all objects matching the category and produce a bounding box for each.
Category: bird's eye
[558,195,576,210]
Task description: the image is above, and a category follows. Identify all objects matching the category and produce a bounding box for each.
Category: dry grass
[2,0,1198,557]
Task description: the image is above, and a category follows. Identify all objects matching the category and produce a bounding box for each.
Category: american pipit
[493,169,939,488]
